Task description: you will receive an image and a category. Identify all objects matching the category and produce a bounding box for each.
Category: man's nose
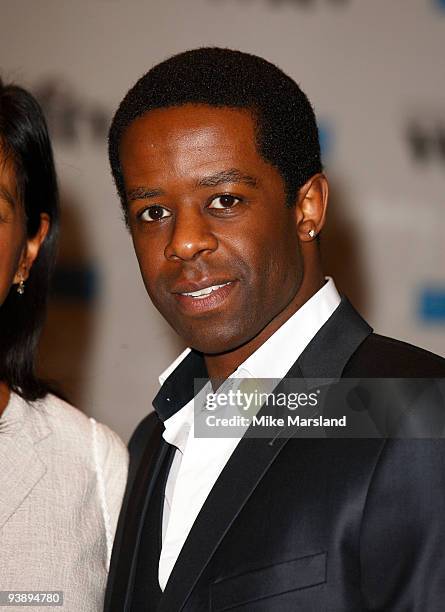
[164,209,218,261]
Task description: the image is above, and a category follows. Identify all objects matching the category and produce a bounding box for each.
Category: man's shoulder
[120,411,164,506]
[128,410,162,458]
[345,332,445,377]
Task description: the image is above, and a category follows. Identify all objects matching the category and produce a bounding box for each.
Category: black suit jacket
[105,298,445,611]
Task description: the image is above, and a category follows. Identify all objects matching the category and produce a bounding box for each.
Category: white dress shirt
[158,278,341,590]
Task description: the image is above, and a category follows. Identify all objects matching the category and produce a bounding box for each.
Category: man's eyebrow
[126,169,258,201]
[126,187,165,201]
[196,169,258,188]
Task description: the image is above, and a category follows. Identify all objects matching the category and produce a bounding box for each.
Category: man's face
[120,104,304,354]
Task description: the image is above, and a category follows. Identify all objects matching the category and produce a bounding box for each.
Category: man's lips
[171,278,236,295]
[172,279,237,313]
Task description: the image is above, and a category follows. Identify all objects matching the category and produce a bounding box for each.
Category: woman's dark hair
[0,78,59,400]
[109,47,322,219]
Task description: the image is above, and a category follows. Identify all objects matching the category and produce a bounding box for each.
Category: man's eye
[208,195,241,209]
[139,205,171,222]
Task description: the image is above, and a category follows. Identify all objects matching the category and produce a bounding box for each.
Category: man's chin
[183,328,253,357]
[166,311,259,355]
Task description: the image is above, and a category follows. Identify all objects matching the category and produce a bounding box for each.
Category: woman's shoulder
[7,392,128,574]
[30,393,128,467]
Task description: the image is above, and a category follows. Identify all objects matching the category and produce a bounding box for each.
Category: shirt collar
[153,348,208,422]
[235,277,341,380]
[153,277,341,422]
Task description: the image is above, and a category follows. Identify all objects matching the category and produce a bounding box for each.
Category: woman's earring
[17,277,25,295]
[308,229,316,239]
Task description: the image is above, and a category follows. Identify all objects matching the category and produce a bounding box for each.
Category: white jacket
[0,392,128,611]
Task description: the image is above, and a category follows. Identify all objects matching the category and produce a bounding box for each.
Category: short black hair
[0,78,59,401]
[109,47,322,216]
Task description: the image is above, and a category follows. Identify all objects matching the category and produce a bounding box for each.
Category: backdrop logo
[318,120,333,160]
[51,265,98,303]
[33,78,111,146]
[419,287,445,323]
[406,118,445,165]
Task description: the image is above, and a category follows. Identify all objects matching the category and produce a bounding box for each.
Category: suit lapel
[160,297,373,611]
[0,394,50,530]
[159,432,291,612]
[0,437,47,530]
[295,296,373,380]
[106,418,168,611]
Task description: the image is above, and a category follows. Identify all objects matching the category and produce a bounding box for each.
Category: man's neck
[204,273,325,381]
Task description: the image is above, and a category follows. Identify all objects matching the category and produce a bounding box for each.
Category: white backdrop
[1,0,444,440]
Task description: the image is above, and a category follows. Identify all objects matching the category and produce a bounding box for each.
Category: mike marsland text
[205,415,347,428]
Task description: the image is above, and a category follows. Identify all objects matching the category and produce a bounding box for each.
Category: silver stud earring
[308,229,316,238]
[17,278,25,295]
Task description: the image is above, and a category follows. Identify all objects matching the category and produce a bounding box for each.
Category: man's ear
[294,173,328,242]
[13,213,51,284]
